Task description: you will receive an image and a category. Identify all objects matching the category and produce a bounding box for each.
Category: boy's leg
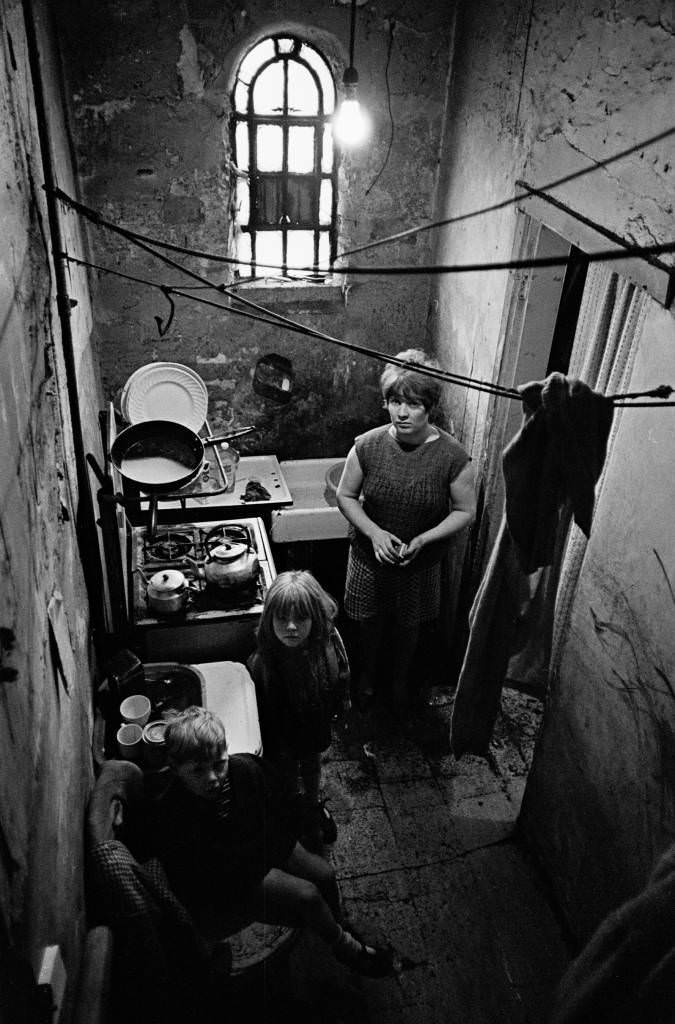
[284,841,341,917]
[248,864,341,945]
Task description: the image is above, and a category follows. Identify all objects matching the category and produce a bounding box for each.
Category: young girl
[247,570,351,849]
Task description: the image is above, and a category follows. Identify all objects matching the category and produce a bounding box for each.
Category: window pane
[254,177,283,225]
[288,126,314,173]
[318,231,330,270]
[238,39,275,84]
[300,45,335,114]
[319,179,332,225]
[237,231,252,278]
[287,61,318,115]
[276,38,295,54]
[287,230,314,270]
[256,124,283,172]
[253,63,284,115]
[235,178,249,225]
[321,125,333,173]
[286,177,315,224]
[255,232,283,276]
[235,122,249,170]
[234,80,248,113]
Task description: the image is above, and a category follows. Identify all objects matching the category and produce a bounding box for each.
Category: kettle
[136,568,191,615]
[185,541,259,589]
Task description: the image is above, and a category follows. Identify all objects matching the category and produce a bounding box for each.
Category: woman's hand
[370,528,405,564]
[396,535,425,566]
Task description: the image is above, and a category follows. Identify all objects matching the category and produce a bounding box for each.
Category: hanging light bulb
[332,0,370,148]
[333,67,370,147]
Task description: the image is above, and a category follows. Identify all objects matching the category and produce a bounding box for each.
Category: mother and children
[146,349,476,979]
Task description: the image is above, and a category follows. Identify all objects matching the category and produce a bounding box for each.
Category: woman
[336,349,476,710]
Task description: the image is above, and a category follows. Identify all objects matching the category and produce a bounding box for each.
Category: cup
[117,723,144,762]
[120,694,152,727]
[142,720,168,768]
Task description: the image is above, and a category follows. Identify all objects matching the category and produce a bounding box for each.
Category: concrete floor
[228,688,571,1024]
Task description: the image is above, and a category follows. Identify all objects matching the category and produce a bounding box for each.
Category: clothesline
[50,186,675,279]
[55,192,674,409]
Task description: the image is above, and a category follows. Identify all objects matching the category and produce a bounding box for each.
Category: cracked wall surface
[430,0,675,942]
[0,0,102,1007]
[56,0,456,458]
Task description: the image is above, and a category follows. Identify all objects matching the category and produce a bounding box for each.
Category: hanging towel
[549,842,675,1024]
[503,372,614,573]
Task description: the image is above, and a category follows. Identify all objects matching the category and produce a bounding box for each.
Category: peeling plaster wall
[0,0,102,1008]
[56,0,456,458]
[431,0,675,940]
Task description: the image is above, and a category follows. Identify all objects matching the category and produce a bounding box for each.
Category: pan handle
[203,426,256,447]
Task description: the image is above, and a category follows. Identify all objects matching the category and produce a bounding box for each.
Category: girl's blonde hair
[256,570,337,666]
[164,706,227,765]
[380,348,442,414]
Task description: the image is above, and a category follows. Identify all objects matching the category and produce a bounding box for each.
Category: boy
[149,706,393,977]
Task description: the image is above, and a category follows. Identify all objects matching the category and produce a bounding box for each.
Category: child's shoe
[335,940,394,977]
[316,799,338,844]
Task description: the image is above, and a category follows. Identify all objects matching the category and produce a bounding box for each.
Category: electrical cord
[365,18,396,197]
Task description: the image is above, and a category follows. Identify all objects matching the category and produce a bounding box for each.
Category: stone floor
[228,687,572,1024]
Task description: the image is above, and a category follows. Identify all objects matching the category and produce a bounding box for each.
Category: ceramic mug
[120,694,151,727]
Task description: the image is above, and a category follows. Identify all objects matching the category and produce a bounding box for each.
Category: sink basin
[143,662,205,717]
[272,460,350,543]
[324,460,345,502]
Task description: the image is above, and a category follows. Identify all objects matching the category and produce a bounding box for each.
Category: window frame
[231,35,338,280]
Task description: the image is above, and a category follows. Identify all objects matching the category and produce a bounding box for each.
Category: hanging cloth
[502,372,614,574]
[450,372,613,758]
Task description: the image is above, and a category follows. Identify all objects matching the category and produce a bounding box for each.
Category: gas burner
[146,531,194,561]
[202,523,251,552]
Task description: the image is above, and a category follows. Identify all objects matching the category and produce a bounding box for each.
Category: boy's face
[173,748,229,800]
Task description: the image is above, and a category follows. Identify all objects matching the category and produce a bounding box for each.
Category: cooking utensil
[135,567,192,615]
[110,420,256,535]
[121,362,209,431]
[184,541,259,589]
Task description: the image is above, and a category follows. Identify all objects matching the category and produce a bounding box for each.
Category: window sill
[229,276,345,304]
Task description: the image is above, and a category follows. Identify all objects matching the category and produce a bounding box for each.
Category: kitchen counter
[131,454,293,526]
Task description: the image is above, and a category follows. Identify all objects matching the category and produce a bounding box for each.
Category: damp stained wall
[430,0,675,941]
[56,0,457,459]
[0,0,102,1009]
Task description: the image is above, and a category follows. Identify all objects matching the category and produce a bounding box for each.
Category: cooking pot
[110,420,255,536]
[184,541,259,589]
[136,568,192,615]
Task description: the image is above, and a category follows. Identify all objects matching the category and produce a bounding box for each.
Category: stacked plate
[120,362,208,432]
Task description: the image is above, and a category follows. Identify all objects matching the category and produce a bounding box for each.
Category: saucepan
[110,420,256,534]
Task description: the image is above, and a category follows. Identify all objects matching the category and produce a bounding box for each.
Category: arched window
[232,35,337,280]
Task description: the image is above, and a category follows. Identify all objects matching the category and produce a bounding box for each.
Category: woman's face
[273,607,312,648]
[174,748,229,800]
[386,394,430,441]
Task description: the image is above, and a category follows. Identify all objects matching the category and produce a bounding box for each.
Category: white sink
[271,459,349,542]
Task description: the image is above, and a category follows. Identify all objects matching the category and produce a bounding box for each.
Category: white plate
[122,362,208,432]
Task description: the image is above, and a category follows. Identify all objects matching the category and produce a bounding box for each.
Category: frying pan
[110,419,255,533]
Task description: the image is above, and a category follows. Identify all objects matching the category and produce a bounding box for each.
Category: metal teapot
[185,541,259,589]
[136,568,192,615]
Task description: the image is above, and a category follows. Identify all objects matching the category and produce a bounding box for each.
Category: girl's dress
[247,629,350,760]
[344,424,470,627]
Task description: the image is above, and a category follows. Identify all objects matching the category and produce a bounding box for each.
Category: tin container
[142,720,168,767]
